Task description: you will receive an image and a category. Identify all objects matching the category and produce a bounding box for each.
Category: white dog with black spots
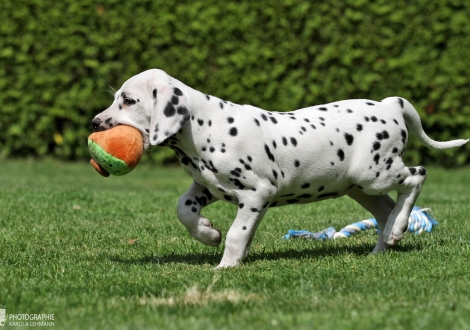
[92,69,468,268]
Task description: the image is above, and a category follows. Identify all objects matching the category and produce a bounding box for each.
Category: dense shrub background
[0,0,469,165]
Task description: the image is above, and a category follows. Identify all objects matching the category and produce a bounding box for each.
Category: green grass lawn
[0,160,469,330]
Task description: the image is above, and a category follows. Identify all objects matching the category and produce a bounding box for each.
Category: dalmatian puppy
[92,69,468,268]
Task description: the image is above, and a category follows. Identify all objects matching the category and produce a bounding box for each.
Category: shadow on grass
[110,242,422,266]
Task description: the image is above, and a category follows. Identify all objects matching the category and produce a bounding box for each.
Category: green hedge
[1,0,469,165]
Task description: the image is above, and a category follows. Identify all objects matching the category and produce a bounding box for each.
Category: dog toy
[88,125,143,177]
[283,207,437,240]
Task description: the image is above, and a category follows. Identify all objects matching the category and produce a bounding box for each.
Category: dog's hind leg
[177,182,222,247]
[383,166,427,245]
[347,186,396,253]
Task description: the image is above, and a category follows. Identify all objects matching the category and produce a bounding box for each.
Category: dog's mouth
[91,118,151,150]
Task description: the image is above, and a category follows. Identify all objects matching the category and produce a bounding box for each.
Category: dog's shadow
[111,242,421,267]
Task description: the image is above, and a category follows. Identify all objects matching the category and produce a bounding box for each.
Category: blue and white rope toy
[283,207,437,240]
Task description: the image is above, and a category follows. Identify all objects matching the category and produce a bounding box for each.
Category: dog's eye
[123,97,136,106]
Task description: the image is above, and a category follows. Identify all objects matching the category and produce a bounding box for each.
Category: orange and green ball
[88,125,144,177]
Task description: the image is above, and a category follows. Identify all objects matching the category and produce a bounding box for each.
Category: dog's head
[92,69,190,149]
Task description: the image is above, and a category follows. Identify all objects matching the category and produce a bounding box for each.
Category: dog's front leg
[216,199,269,268]
[177,182,222,247]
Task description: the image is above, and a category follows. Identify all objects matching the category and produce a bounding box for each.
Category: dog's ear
[149,85,190,146]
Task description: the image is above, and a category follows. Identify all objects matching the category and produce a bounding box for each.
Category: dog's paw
[214,258,240,269]
[197,224,222,247]
[386,231,404,246]
[371,241,391,254]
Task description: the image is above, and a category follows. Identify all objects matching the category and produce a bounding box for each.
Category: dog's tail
[384,97,469,150]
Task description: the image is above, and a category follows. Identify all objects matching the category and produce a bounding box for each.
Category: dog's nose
[92,118,102,131]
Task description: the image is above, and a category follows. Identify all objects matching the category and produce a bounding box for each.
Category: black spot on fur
[239,203,244,209]
[153,89,157,99]
[378,131,387,139]
[173,87,183,96]
[227,117,234,124]
[229,127,238,136]
[401,130,407,144]
[185,199,193,206]
[164,102,176,117]
[177,106,189,118]
[206,94,210,100]
[366,102,375,106]
[287,199,300,204]
[250,207,259,213]
[301,183,310,189]
[294,159,300,167]
[219,102,224,109]
[230,168,242,177]
[261,113,268,121]
[297,194,312,199]
[171,95,179,105]
[282,137,288,146]
[290,137,297,147]
[393,119,399,125]
[344,133,354,145]
[254,118,260,127]
[318,107,328,111]
[398,98,404,108]
[197,119,204,126]
[224,194,232,201]
[419,167,427,176]
[373,141,381,151]
[385,158,393,170]
[264,144,275,162]
[318,186,324,192]
[364,116,370,122]
[272,140,277,149]
[272,170,278,179]
[371,116,378,122]
[337,149,345,161]
[392,147,398,153]
[373,153,380,165]
[409,167,417,175]
[356,124,363,132]
[191,207,198,213]
[317,192,339,199]
[231,178,245,189]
